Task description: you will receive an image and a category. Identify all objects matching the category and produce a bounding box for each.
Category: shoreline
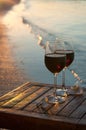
[0,0,28,96]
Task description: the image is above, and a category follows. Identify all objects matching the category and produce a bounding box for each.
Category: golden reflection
[0,21,27,96]
[37,35,45,49]
[47,103,59,115]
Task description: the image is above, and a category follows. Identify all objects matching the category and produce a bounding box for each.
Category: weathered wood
[47,96,74,115]
[0,108,79,130]
[24,88,53,111]
[0,82,86,130]
[13,86,51,110]
[0,82,30,106]
[79,114,86,125]
[57,95,86,117]
[1,85,41,108]
[70,100,86,119]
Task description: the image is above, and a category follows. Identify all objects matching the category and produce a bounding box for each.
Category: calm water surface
[2,0,86,87]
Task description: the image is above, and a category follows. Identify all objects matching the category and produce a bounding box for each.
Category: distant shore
[0,0,28,96]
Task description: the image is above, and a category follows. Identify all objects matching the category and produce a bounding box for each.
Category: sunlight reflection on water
[2,0,86,87]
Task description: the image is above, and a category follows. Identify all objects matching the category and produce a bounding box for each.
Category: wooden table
[0,82,86,130]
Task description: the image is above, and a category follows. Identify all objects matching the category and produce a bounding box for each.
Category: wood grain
[0,82,86,130]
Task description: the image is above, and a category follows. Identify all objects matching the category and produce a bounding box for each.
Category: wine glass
[44,41,66,104]
[55,39,75,94]
[56,39,83,96]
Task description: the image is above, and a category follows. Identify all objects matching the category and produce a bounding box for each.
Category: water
[2,0,86,87]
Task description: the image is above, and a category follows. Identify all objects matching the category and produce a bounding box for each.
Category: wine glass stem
[54,73,57,97]
[62,68,66,89]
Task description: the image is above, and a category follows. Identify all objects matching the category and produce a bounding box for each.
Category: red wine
[45,53,66,74]
[55,50,74,67]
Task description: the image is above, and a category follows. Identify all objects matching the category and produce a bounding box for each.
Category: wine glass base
[42,95,66,104]
[56,89,67,97]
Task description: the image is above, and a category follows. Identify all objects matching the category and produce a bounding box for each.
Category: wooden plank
[24,88,53,112]
[0,82,50,108]
[57,93,86,118]
[32,90,55,114]
[34,96,74,115]
[0,82,49,106]
[33,94,76,116]
[13,86,51,110]
[70,100,86,119]
[47,96,74,115]
[1,85,41,108]
[82,114,86,119]
[0,82,86,129]
[78,114,86,125]
[0,82,30,105]
[34,88,86,115]
[0,108,79,130]
[32,90,86,115]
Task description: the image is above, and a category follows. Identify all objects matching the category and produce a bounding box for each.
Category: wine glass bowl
[45,53,66,74]
[55,50,74,74]
[65,50,74,67]
[44,40,66,104]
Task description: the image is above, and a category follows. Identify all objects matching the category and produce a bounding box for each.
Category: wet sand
[0,0,28,96]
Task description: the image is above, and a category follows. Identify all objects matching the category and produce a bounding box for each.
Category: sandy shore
[0,0,28,96]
